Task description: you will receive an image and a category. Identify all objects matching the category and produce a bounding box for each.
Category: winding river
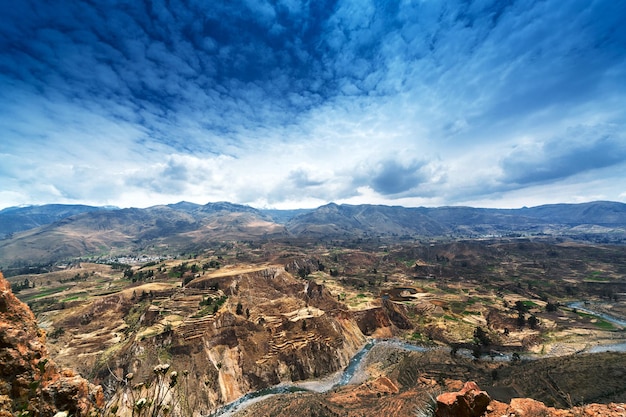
[567,301,626,328]
[207,340,393,417]
[209,302,626,416]
[567,301,626,353]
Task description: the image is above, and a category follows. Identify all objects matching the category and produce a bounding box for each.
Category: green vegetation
[26,287,68,300]
[462,310,481,316]
[593,319,614,330]
[125,301,149,333]
[521,300,539,309]
[59,272,92,283]
[585,271,608,281]
[202,260,221,270]
[410,331,426,342]
[108,262,131,270]
[438,285,458,294]
[193,295,228,318]
[139,261,158,269]
[545,301,559,312]
[10,278,34,294]
[574,311,615,330]
[575,311,595,320]
[168,262,191,279]
[447,301,465,314]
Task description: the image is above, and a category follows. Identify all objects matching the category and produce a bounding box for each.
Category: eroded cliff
[100,266,380,415]
[0,272,103,416]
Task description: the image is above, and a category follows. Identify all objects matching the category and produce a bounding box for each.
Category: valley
[3,1,625,415]
[5,233,626,416]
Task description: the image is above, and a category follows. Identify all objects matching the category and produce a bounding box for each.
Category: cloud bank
[1,0,625,209]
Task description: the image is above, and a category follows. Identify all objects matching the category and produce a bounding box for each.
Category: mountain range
[1,200,625,268]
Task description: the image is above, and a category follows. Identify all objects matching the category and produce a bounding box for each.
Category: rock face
[484,398,626,417]
[436,382,626,417]
[100,266,371,415]
[435,381,491,417]
[0,272,103,416]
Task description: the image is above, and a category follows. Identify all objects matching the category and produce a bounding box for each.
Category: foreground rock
[484,398,626,417]
[435,381,491,417]
[0,272,103,416]
[436,382,626,417]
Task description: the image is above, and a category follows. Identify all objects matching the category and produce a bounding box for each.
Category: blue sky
[1,0,625,210]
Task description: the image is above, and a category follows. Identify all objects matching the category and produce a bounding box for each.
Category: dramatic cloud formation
[1,0,625,209]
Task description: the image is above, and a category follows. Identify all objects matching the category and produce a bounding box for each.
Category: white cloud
[1,0,624,210]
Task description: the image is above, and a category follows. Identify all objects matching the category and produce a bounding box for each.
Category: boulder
[435,381,491,417]
[509,398,551,416]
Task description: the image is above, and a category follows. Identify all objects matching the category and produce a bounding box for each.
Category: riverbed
[568,301,626,327]
[566,301,626,353]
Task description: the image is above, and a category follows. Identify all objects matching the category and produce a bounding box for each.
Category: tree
[236,302,243,315]
[297,266,311,279]
[528,315,539,329]
[471,344,482,360]
[473,326,491,346]
[545,301,558,312]
[450,345,458,358]
[124,268,134,280]
[514,301,529,313]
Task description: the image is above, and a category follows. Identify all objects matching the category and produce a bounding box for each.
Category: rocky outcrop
[0,272,103,416]
[435,381,490,417]
[381,298,413,330]
[351,298,414,338]
[484,398,626,417]
[436,382,626,417]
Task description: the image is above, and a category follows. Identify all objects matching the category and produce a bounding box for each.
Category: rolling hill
[1,201,625,269]
[0,204,109,239]
[285,201,626,238]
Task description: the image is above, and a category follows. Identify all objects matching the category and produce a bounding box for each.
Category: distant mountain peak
[200,201,260,213]
[1,201,625,267]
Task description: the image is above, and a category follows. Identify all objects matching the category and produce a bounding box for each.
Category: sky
[1,0,625,210]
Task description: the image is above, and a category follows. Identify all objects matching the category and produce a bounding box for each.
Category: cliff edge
[0,272,103,416]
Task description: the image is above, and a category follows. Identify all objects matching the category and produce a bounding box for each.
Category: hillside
[1,201,625,269]
[32,264,389,415]
[4,235,626,416]
[0,204,108,239]
[0,202,286,269]
[286,201,626,238]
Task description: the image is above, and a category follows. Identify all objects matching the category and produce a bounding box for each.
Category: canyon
[1,202,625,416]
